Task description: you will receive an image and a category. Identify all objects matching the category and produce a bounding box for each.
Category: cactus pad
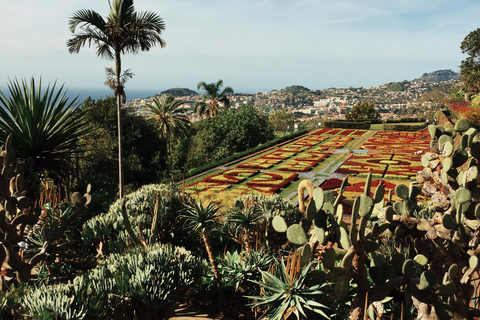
[286,224,308,245]
[442,214,457,230]
[272,215,288,233]
[306,200,317,222]
[413,254,428,267]
[454,118,470,132]
[373,183,385,203]
[469,255,478,269]
[455,187,471,205]
[305,269,326,287]
[322,247,336,270]
[312,187,324,211]
[439,281,455,297]
[395,184,409,200]
[358,194,374,217]
[419,270,438,290]
[402,259,415,278]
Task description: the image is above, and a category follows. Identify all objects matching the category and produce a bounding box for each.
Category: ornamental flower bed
[202,168,259,185]
[348,130,368,136]
[184,182,230,194]
[320,178,344,190]
[311,128,331,135]
[296,135,328,145]
[335,129,356,136]
[221,168,259,178]
[383,154,425,180]
[262,150,297,160]
[277,159,318,172]
[279,144,310,153]
[295,151,330,162]
[246,171,298,192]
[185,168,259,194]
[237,158,282,169]
[360,137,429,153]
[336,154,392,178]
[317,136,353,149]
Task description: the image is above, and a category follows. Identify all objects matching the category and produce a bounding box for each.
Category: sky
[2,0,480,94]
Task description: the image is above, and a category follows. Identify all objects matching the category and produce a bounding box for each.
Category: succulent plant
[268,116,480,319]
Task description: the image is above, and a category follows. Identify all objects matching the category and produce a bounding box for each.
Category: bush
[21,244,203,320]
[82,184,189,254]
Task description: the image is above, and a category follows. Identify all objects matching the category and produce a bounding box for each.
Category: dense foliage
[186,104,275,168]
[345,101,380,120]
[460,27,480,93]
[78,96,164,192]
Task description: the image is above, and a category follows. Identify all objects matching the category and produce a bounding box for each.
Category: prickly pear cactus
[270,119,480,320]
[0,135,91,288]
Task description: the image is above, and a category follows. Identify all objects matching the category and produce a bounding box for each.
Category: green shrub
[82,184,189,254]
[21,244,203,320]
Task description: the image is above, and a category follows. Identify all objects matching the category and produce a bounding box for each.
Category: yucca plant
[247,255,330,320]
[0,78,89,184]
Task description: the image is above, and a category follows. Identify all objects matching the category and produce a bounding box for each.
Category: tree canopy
[460,28,480,94]
[79,96,164,192]
[268,109,295,134]
[345,101,380,120]
[187,104,275,167]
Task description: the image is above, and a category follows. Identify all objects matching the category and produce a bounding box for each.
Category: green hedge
[383,124,425,131]
[385,117,426,123]
[323,120,371,129]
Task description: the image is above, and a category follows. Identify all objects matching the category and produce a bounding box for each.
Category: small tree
[268,109,295,136]
[345,101,379,120]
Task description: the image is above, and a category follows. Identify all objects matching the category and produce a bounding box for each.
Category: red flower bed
[321,178,345,190]
[246,172,298,189]
[311,128,331,135]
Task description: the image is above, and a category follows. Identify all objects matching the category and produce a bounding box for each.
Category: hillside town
[126,70,460,123]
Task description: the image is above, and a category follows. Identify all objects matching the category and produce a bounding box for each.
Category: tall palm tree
[0,78,89,186]
[67,0,166,198]
[194,80,234,118]
[180,200,225,303]
[145,94,191,162]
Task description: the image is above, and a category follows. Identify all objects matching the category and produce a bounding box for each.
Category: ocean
[0,86,160,104]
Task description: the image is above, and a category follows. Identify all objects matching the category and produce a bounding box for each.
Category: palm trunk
[115,53,124,199]
[117,94,124,199]
[202,229,225,304]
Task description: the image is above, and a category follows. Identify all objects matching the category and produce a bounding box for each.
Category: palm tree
[180,200,225,303]
[145,94,191,163]
[194,80,234,118]
[67,0,166,198]
[0,78,89,186]
[226,205,263,253]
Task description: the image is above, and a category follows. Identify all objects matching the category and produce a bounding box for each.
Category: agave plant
[0,78,89,184]
[247,256,330,320]
[220,250,276,295]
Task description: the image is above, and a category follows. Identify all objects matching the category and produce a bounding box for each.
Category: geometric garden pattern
[184,128,430,201]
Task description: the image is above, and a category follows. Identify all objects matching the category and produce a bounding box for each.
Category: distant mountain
[161,88,198,96]
[282,85,311,95]
[416,69,459,82]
